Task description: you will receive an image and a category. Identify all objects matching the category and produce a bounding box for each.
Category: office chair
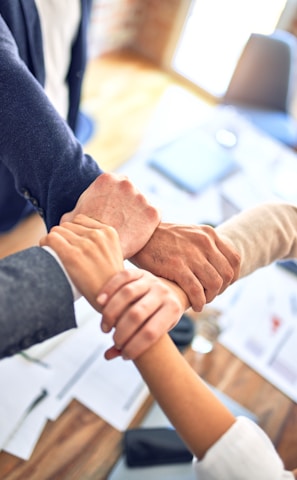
[222,30,297,148]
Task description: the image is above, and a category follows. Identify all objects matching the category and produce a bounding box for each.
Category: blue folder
[149,128,237,194]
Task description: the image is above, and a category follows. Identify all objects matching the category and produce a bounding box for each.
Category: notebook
[149,128,237,194]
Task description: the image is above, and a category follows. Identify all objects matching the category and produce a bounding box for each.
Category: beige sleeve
[216,202,297,279]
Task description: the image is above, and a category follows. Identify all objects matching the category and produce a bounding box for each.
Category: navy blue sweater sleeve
[0,15,103,230]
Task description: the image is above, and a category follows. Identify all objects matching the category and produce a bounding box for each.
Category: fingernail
[97,292,108,306]
[101,322,109,333]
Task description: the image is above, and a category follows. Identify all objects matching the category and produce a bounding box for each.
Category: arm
[135,334,235,459]
[0,246,76,359]
[0,18,161,252]
[40,214,125,309]
[134,335,295,479]
[131,201,297,312]
[96,201,297,359]
[99,271,295,477]
[0,13,238,294]
[0,215,124,359]
[0,16,101,230]
[216,202,297,278]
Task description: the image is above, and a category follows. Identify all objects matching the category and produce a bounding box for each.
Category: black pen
[3,388,48,447]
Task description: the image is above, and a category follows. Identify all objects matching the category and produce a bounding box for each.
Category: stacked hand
[60,172,240,310]
[42,172,241,360]
[60,173,161,259]
[41,214,184,360]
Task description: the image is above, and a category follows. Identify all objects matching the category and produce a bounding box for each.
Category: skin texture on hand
[40,214,124,311]
[131,222,241,311]
[60,173,161,259]
[97,269,185,360]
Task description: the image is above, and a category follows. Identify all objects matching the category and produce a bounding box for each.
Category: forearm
[0,247,76,359]
[216,202,297,279]
[0,17,102,229]
[134,334,235,460]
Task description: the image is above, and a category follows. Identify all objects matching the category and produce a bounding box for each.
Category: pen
[19,351,50,369]
[3,388,48,447]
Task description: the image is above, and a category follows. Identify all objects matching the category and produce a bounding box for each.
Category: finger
[104,345,122,361]
[53,221,101,239]
[119,306,178,360]
[40,231,82,270]
[112,281,181,350]
[98,269,144,302]
[213,236,241,286]
[199,226,241,288]
[48,225,88,245]
[112,293,166,349]
[198,248,238,299]
[40,230,73,253]
[51,223,118,252]
[170,267,206,312]
[71,214,106,229]
[192,261,227,303]
[97,269,145,315]
[100,273,151,333]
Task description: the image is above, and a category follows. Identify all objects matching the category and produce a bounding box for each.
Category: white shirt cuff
[42,246,81,302]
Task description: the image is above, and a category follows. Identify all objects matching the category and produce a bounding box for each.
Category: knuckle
[49,225,60,234]
[201,224,216,236]
[223,266,234,284]
[233,251,241,268]
[129,304,147,325]
[146,203,159,215]
[211,275,224,290]
[142,324,158,343]
[121,283,137,301]
[80,238,92,253]
[103,224,118,240]
[73,213,86,222]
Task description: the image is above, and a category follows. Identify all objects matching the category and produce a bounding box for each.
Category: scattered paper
[218,264,297,402]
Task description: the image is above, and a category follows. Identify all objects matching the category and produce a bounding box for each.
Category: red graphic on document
[271,316,282,334]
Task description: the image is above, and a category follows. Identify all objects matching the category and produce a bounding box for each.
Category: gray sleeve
[0,247,76,359]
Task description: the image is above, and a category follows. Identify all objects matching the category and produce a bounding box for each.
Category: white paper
[218,264,297,401]
[0,355,51,449]
[0,298,149,459]
[4,406,48,460]
[73,355,148,431]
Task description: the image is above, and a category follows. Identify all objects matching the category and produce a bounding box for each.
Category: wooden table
[0,51,296,480]
[0,335,296,480]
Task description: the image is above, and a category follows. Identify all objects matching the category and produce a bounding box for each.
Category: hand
[131,223,241,312]
[97,269,184,360]
[60,173,161,258]
[40,214,124,310]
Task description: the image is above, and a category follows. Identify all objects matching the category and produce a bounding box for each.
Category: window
[172,0,287,98]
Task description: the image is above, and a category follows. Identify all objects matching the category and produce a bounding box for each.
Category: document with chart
[218,264,297,401]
